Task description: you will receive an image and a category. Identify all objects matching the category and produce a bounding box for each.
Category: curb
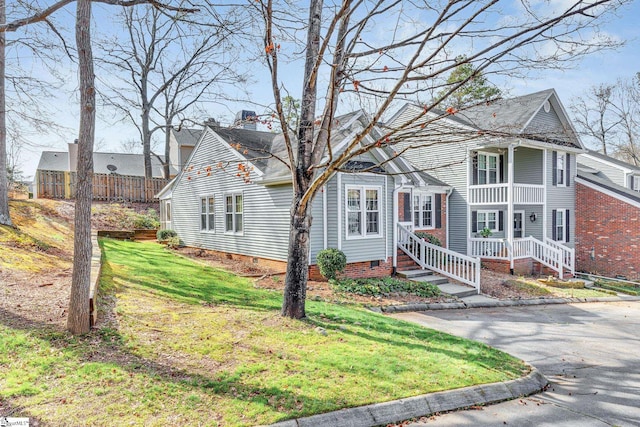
[379,295,640,313]
[267,368,548,427]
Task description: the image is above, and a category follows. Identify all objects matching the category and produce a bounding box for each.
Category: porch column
[507,144,514,271]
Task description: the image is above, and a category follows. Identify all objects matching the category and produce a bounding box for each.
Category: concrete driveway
[391,301,640,426]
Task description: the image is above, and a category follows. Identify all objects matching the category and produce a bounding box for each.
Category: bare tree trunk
[0,0,11,227]
[142,107,152,178]
[163,121,171,179]
[281,0,323,319]
[67,0,94,335]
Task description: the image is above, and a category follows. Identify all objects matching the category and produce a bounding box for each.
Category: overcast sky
[15,0,640,180]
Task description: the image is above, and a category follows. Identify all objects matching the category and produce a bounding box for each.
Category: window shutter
[566,153,571,187]
[402,193,411,222]
[472,152,478,185]
[435,194,442,229]
[499,154,505,183]
[566,209,570,243]
[552,209,557,241]
[552,151,557,186]
[498,211,504,231]
[471,211,477,233]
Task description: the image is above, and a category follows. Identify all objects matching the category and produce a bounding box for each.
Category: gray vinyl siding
[546,150,576,247]
[514,147,543,185]
[514,205,543,239]
[577,155,627,187]
[525,105,567,142]
[309,190,325,263]
[170,131,293,261]
[391,105,473,254]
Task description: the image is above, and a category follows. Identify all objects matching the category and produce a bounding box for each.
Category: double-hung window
[477,210,498,232]
[413,193,433,228]
[557,154,565,185]
[553,209,569,242]
[477,153,499,185]
[346,186,382,238]
[632,175,640,192]
[225,193,243,233]
[200,197,214,231]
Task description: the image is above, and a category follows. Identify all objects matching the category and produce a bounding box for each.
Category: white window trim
[556,151,567,187]
[413,192,435,230]
[344,185,383,240]
[632,175,640,192]
[477,209,499,232]
[477,151,500,185]
[200,196,215,232]
[555,208,566,243]
[224,192,244,235]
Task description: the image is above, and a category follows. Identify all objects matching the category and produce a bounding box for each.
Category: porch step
[397,269,449,285]
[437,283,478,298]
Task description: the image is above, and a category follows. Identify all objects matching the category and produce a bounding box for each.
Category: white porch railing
[513,184,544,204]
[468,236,572,279]
[469,183,544,205]
[398,224,481,292]
[468,238,509,259]
[469,184,508,204]
[545,237,575,275]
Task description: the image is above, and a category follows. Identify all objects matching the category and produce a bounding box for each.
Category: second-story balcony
[469,183,544,205]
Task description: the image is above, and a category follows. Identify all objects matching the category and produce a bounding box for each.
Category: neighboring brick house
[575,160,640,280]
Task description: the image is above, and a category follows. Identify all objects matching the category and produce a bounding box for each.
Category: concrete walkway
[392,301,640,426]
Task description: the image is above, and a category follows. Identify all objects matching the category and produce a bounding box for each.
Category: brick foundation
[481,258,564,277]
[309,257,394,281]
[576,183,640,281]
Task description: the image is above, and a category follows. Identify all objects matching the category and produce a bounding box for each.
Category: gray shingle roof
[37,151,170,177]
[442,89,581,148]
[213,127,279,173]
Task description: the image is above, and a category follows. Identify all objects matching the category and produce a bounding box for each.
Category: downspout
[445,187,453,249]
[322,185,327,250]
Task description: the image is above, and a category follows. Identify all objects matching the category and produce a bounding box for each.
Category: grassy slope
[0,201,527,426]
[0,200,73,272]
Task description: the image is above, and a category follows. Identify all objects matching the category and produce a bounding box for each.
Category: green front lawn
[0,239,527,426]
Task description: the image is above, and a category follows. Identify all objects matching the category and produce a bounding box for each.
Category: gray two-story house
[390,89,582,277]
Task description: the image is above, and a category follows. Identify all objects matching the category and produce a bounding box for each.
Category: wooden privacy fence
[37,170,169,203]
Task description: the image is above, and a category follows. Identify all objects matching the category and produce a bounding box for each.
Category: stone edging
[267,368,548,427]
[377,295,640,314]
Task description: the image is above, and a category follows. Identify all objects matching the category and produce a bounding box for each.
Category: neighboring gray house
[35,142,171,201]
[158,112,452,280]
[168,127,204,175]
[577,150,640,192]
[390,89,582,277]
